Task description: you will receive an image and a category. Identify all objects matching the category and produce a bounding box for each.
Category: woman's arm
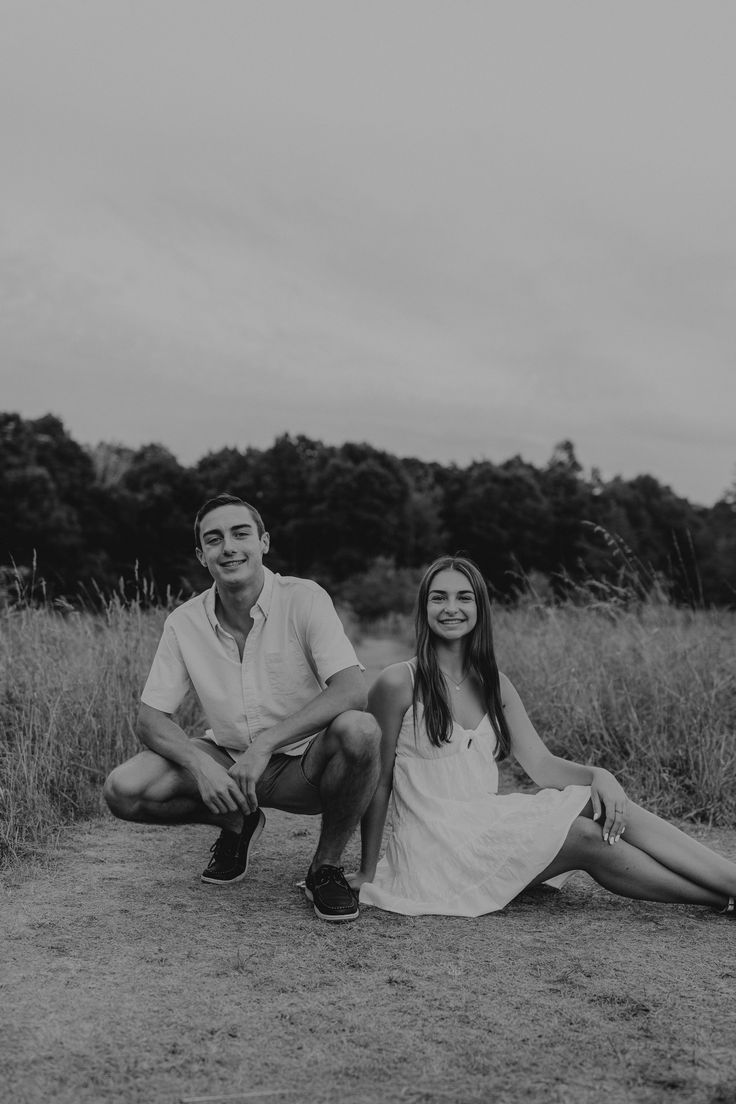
[500,673,629,843]
[350,663,412,887]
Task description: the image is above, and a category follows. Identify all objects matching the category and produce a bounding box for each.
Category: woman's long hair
[413,555,511,760]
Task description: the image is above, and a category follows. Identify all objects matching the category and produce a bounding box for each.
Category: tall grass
[1,587,735,868]
[495,599,736,823]
[0,596,203,866]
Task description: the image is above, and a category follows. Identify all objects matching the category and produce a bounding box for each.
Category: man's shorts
[191,736,322,816]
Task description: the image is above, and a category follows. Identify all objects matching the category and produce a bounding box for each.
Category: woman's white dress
[360,668,591,917]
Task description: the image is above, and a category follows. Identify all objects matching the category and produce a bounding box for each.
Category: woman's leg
[616,802,736,897]
[531,816,728,907]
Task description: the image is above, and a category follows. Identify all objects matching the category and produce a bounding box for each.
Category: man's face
[196,504,270,589]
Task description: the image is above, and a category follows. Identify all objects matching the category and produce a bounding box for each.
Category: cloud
[2,1,735,504]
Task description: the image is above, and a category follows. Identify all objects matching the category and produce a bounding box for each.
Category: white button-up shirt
[141,568,362,755]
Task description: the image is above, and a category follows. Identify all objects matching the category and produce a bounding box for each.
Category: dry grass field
[3,594,734,866]
[2,597,736,1103]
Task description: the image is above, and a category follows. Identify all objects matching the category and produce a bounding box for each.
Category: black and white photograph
[2,3,735,1103]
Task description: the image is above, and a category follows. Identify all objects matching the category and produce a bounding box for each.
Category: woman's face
[426,568,478,643]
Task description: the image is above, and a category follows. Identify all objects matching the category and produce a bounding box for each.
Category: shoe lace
[314,864,348,888]
[209,830,237,859]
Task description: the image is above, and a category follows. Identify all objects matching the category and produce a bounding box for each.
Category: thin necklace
[439,667,469,691]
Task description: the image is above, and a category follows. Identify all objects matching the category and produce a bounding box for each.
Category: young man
[103,494,381,922]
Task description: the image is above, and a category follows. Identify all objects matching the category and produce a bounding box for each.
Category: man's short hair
[194,494,266,549]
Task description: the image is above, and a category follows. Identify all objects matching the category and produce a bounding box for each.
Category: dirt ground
[3,811,736,1104]
[3,637,736,1104]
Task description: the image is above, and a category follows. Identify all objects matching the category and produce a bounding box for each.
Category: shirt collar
[204,584,220,632]
[256,566,275,617]
[203,566,274,631]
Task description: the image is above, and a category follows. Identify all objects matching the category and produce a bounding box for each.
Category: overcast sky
[2,0,734,505]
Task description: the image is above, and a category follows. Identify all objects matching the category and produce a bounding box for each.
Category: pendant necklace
[439,667,469,692]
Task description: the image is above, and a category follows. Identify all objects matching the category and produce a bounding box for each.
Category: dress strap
[404,659,417,688]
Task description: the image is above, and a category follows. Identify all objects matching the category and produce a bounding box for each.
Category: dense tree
[112,444,202,595]
[695,495,736,605]
[309,443,413,580]
[397,457,448,567]
[590,475,710,603]
[537,441,596,586]
[0,413,112,594]
[1,412,734,608]
[89,442,136,487]
[441,457,552,593]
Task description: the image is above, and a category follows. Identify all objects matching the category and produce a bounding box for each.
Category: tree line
[1,412,734,612]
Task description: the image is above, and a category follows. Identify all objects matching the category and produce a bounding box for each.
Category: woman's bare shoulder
[372,660,415,702]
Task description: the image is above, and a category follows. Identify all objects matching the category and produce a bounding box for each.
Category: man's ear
[195,547,206,567]
[261,531,270,555]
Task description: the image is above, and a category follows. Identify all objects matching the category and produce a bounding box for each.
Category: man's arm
[228,665,367,812]
[137,702,248,817]
[253,664,366,754]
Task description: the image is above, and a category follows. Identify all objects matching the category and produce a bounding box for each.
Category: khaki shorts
[191,736,322,816]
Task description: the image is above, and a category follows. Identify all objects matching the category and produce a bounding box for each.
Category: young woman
[352,555,736,918]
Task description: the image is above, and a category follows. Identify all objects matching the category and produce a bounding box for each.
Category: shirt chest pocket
[265,648,315,699]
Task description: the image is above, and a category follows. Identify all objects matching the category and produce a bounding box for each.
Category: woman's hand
[346,871,373,892]
[590,767,629,844]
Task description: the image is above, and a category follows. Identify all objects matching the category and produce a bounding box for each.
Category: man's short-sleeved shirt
[140,567,362,756]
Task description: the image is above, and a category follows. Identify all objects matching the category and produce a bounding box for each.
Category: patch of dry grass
[1,592,735,868]
[494,601,736,823]
[0,599,158,862]
[0,598,208,865]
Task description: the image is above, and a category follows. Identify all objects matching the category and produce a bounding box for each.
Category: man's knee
[328,710,381,763]
[102,763,142,820]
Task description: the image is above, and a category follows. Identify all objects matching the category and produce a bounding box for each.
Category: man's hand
[228,744,272,815]
[193,755,249,817]
[590,767,629,844]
